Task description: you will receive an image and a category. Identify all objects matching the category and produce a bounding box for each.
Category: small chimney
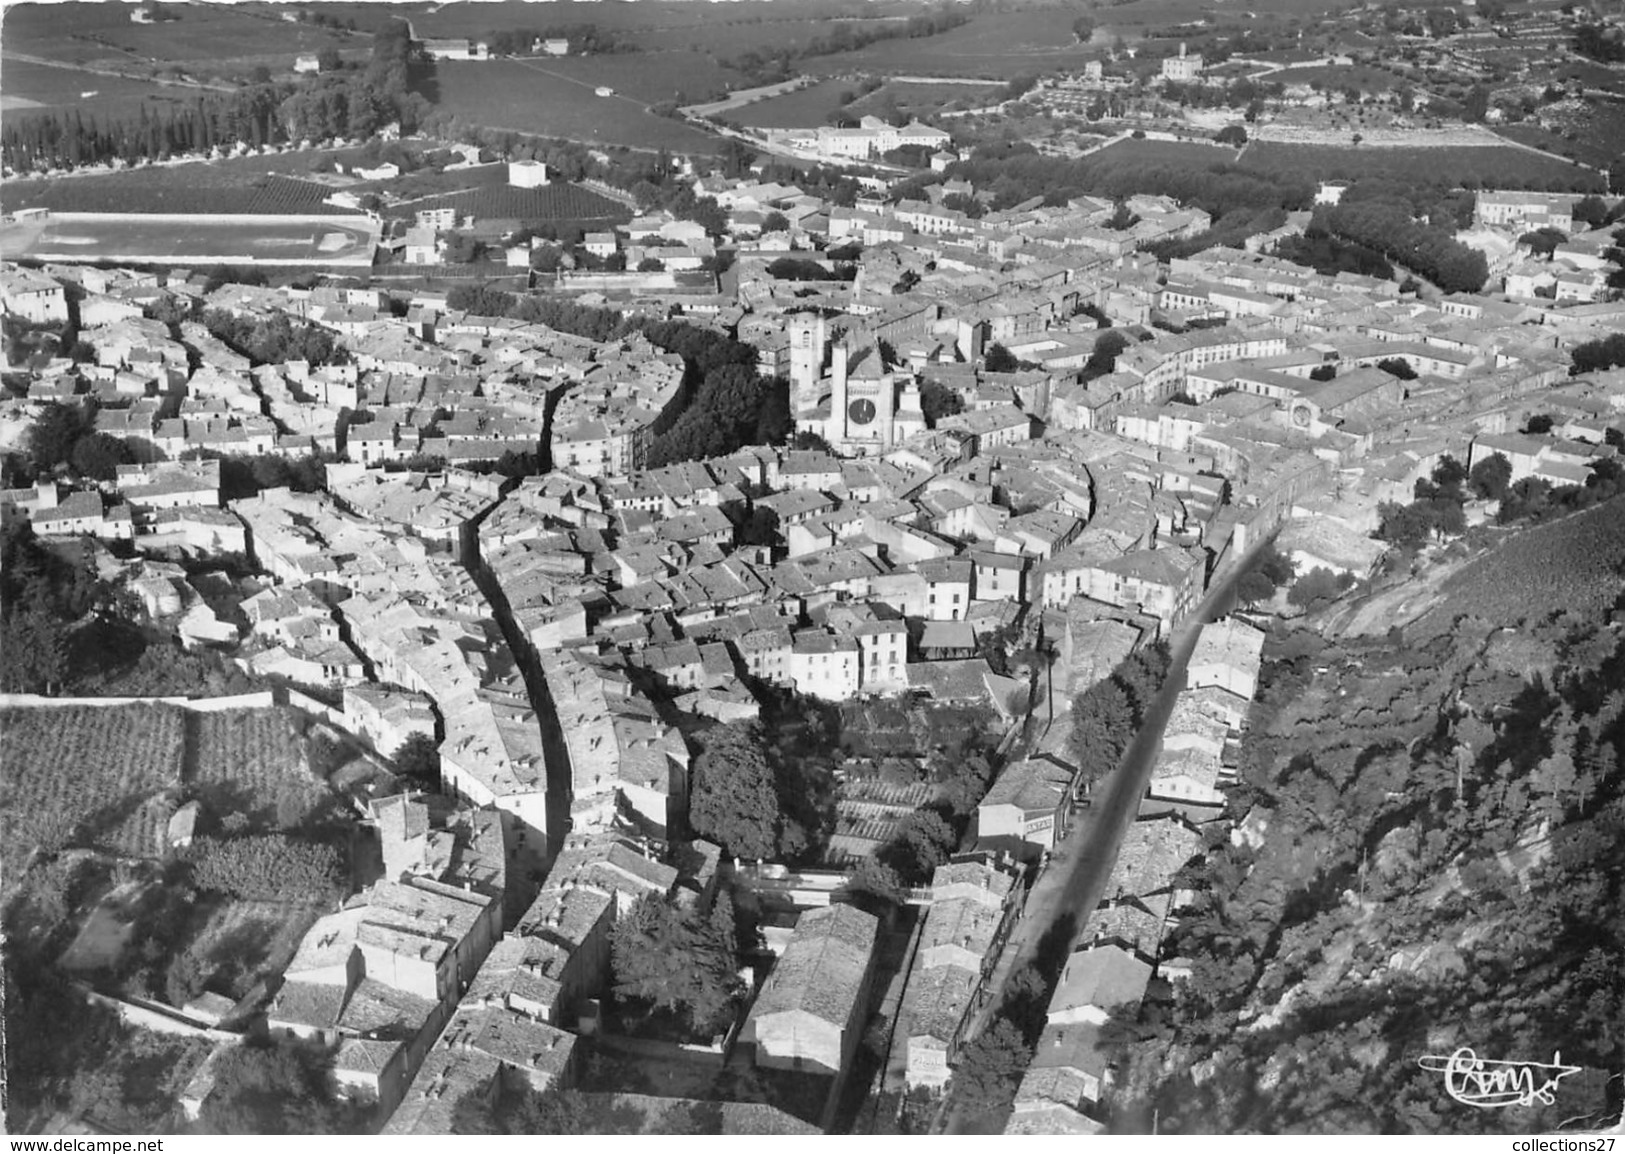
[34,480,58,510]
[1180,41,1187,57]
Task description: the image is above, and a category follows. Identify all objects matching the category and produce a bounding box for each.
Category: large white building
[509,160,549,188]
[1,266,69,324]
[1474,191,1577,233]
[1161,43,1204,82]
[795,117,953,162]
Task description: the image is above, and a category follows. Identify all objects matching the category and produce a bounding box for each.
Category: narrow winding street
[941,537,1265,1133]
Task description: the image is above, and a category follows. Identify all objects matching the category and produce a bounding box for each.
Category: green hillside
[1102,506,1625,1134]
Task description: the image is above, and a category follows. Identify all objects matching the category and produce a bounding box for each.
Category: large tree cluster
[1067,643,1173,788]
[608,892,745,1037]
[1320,198,1489,294]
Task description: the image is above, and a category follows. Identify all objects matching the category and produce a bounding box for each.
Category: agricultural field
[621,16,860,60]
[394,181,630,226]
[1092,0,1360,29]
[394,0,917,46]
[1421,496,1625,631]
[726,79,854,129]
[1,0,357,80]
[359,161,630,225]
[0,704,186,883]
[1495,101,1625,172]
[520,51,745,108]
[0,57,216,124]
[817,8,1096,78]
[432,59,725,154]
[850,79,1005,119]
[184,708,326,830]
[1237,140,1604,191]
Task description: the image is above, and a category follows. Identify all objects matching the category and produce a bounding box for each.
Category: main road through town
[941,534,1268,1134]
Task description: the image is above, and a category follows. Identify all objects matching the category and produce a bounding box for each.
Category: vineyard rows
[1428,496,1625,628]
[391,181,629,224]
[0,704,186,881]
[0,705,328,882]
[188,709,325,825]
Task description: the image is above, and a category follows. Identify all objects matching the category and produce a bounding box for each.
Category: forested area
[1099,516,1625,1133]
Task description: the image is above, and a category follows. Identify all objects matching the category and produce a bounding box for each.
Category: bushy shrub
[189,835,341,903]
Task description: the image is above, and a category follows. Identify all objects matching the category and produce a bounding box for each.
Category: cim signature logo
[1417,1048,1583,1109]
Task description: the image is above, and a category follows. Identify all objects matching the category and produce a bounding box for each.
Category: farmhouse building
[1161,43,1204,81]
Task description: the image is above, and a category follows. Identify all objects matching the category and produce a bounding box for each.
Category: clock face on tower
[848,398,877,426]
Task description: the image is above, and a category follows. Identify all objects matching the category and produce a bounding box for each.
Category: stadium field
[1,212,380,267]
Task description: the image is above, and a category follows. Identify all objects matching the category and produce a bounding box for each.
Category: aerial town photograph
[0,0,1622,1140]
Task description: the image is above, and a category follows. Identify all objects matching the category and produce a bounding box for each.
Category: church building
[790,313,927,456]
